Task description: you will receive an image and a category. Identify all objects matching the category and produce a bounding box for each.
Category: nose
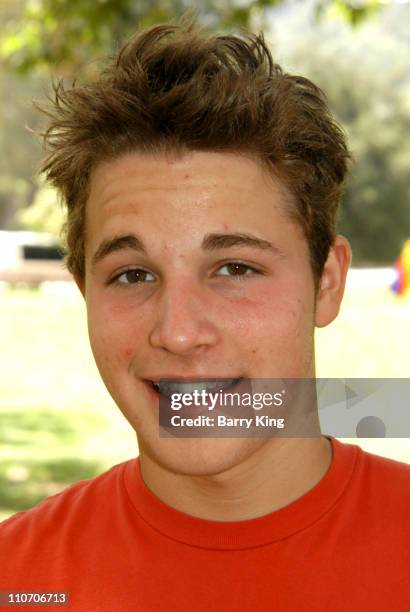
[149,279,220,356]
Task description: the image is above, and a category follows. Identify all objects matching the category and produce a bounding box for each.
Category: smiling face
[80,151,326,474]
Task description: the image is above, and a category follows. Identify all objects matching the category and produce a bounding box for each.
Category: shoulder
[357,444,410,485]
[347,442,410,516]
[0,459,134,541]
[0,459,138,588]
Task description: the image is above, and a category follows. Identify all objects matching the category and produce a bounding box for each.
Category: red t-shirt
[1,437,409,611]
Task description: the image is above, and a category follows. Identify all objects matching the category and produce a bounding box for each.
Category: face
[81,151,324,475]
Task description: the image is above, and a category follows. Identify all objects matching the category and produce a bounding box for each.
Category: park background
[0,0,409,521]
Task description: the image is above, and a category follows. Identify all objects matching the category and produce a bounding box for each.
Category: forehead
[88,150,293,210]
[85,150,301,253]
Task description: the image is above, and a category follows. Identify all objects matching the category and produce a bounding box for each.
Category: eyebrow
[91,234,147,269]
[202,232,282,254]
[91,231,282,270]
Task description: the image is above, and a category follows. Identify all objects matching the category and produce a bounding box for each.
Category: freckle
[251,349,257,354]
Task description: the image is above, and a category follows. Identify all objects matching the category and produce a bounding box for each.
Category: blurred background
[1,0,409,521]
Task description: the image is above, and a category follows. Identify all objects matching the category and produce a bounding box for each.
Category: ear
[73,274,86,299]
[315,235,351,328]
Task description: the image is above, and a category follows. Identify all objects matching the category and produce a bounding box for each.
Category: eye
[110,268,156,285]
[215,262,260,278]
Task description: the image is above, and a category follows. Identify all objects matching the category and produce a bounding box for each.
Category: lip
[144,375,240,382]
[143,379,161,402]
[142,377,244,400]
[143,376,243,384]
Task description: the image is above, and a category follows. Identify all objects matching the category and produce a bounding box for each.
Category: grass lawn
[1,272,410,520]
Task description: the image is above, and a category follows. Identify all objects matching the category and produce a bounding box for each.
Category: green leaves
[1,0,387,74]
[315,0,383,26]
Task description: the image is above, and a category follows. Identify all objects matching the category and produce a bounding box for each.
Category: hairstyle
[40,18,350,284]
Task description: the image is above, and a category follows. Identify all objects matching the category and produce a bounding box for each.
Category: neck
[138,437,332,521]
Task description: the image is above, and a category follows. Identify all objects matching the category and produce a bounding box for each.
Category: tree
[17,184,64,238]
[270,0,410,263]
[1,1,391,76]
[0,67,46,228]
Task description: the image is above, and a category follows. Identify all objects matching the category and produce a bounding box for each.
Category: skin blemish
[123,348,133,360]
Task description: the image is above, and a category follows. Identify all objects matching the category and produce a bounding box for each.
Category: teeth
[151,379,240,397]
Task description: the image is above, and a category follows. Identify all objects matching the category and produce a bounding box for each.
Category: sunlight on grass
[316,275,410,377]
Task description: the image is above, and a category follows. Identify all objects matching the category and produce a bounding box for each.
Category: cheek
[223,291,312,337]
[87,294,146,370]
[223,287,314,365]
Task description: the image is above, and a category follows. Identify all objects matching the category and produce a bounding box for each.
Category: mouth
[147,378,242,398]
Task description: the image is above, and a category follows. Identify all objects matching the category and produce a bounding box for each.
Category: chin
[138,435,268,478]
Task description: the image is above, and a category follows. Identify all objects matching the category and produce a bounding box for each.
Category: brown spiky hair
[40,18,350,285]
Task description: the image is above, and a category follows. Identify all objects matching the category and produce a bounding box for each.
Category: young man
[1,20,409,611]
